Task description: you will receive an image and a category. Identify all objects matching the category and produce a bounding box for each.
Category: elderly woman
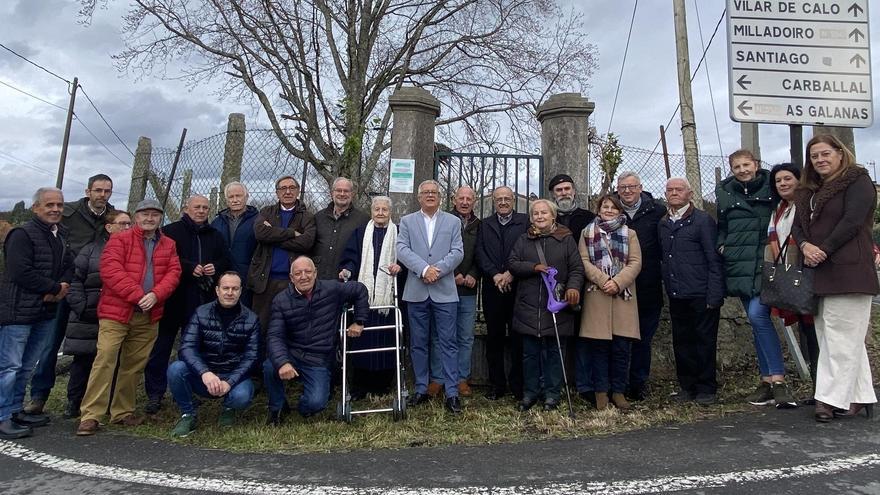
[792,135,877,422]
[338,196,403,400]
[765,163,819,404]
[508,199,584,412]
[579,195,642,411]
[717,149,797,408]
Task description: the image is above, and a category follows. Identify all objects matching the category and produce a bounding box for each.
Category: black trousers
[482,285,522,397]
[669,297,720,395]
[66,353,96,405]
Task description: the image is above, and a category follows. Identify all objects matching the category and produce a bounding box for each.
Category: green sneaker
[746,382,774,406]
[218,408,236,428]
[171,414,196,438]
[772,381,798,409]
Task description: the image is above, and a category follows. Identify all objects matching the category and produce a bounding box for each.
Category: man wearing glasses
[249,176,316,334]
[311,177,369,280]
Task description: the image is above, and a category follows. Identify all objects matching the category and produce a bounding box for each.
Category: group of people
[0,132,875,442]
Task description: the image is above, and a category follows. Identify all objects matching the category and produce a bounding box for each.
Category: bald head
[453,186,476,217]
[289,256,317,293]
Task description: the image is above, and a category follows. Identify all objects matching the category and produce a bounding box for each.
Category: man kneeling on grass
[167,271,259,437]
[263,256,368,425]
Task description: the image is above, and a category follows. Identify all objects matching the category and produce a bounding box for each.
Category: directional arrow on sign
[737,100,752,117]
[736,75,752,91]
[848,3,864,17]
[849,28,865,43]
[850,53,866,68]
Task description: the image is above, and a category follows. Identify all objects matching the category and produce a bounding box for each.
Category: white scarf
[359,220,397,314]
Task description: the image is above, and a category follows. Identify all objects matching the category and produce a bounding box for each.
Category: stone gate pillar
[388,87,441,220]
[537,93,595,207]
[127,136,152,212]
[219,113,246,210]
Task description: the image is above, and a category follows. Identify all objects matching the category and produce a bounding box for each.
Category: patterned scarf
[583,214,632,300]
[359,220,397,315]
[767,200,796,259]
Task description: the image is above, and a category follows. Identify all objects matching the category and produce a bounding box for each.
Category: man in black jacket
[311,177,369,280]
[263,256,368,423]
[548,174,595,239]
[144,194,230,414]
[659,178,725,405]
[0,187,74,439]
[167,272,259,437]
[476,186,529,400]
[615,172,666,400]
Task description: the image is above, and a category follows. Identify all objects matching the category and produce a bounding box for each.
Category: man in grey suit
[397,180,465,413]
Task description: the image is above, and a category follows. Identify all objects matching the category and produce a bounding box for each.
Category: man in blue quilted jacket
[166,271,260,437]
[263,256,369,424]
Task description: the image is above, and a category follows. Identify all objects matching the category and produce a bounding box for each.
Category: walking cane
[540,267,576,419]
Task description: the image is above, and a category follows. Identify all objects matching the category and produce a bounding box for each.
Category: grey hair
[454,185,476,198]
[332,177,355,191]
[371,195,392,208]
[184,194,209,207]
[32,187,63,206]
[666,177,692,191]
[617,171,641,184]
[418,179,441,193]
[492,185,514,196]
[224,181,249,197]
[289,255,316,273]
[529,198,558,218]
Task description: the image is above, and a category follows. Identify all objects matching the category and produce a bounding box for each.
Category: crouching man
[167,271,259,437]
[263,256,368,424]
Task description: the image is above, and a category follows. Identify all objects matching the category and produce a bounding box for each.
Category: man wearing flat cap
[547,174,595,240]
[76,199,182,436]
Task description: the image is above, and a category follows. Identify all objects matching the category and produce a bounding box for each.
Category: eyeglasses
[89,188,112,194]
[495,197,514,203]
[809,149,839,161]
[419,191,440,196]
[617,184,641,191]
[276,186,300,192]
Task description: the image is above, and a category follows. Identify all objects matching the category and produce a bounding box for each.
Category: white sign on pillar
[726,0,872,127]
[388,158,416,193]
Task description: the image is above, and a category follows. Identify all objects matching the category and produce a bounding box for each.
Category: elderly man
[659,178,724,405]
[0,187,74,439]
[25,174,115,416]
[263,257,368,423]
[312,177,369,280]
[249,176,316,332]
[476,186,528,400]
[77,199,181,436]
[144,195,230,415]
[397,180,464,413]
[211,182,259,305]
[167,271,259,437]
[429,186,480,397]
[615,171,666,401]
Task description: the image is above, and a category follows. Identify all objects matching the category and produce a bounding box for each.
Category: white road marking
[1,440,879,494]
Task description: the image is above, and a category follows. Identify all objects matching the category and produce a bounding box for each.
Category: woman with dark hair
[765,163,819,404]
[578,194,642,411]
[793,134,877,422]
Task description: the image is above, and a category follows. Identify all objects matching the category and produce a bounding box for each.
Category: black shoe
[543,399,560,411]
[578,391,597,407]
[694,393,717,406]
[349,389,367,402]
[63,401,81,419]
[12,412,50,428]
[517,397,538,412]
[0,419,32,439]
[485,389,505,401]
[445,396,462,414]
[671,389,694,403]
[144,399,162,415]
[627,384,648,401]
[407,392,431,407]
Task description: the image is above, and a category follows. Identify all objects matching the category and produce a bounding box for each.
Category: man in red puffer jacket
[75,199,181,436]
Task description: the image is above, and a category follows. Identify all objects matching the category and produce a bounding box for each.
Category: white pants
[814,294,876,409]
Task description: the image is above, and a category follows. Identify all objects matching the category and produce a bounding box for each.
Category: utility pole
[56,76,79,189]
[672,0,702,207]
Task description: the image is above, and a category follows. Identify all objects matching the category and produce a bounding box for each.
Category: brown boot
[611,393,631,411]
[595,392,609,411]
[457,380,472,397]
[427,381,443,398]
[76,419,100,436]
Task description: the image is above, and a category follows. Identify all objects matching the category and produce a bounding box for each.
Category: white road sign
[727,0,873,127]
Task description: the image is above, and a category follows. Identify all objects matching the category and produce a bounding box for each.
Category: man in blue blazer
[397,180,465,413]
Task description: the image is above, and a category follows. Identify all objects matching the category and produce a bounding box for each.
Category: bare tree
[81,0,597,190]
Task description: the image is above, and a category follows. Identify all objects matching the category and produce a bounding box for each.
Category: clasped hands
[801,242,827,268]
[192,263,216,277]
[43,282,70,302]
[201,371,231,396]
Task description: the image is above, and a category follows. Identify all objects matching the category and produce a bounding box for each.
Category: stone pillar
[127,137,152,212]
[209,186,219,218]
[387,87,441,220]
[813,126,856,161]
[537,93,595,207]
[740,123,760,161]
[180,169,193,215]
[219,113,246,210]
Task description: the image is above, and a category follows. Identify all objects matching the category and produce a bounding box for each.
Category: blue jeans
[409,298,459,397]
[430,295,476,382]
[522,335,564,402]
[740,296,785,377]
[575,337,593,393]
[629,305,662,389]
[588,336,632,393]
[0,319,56,421]
[29,301,69,401]
[167,360,254,416]
[262,358,330,417]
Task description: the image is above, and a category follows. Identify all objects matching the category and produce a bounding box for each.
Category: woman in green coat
[716,149,797,408]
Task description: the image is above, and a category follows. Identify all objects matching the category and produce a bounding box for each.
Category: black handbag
[759,235,817,315]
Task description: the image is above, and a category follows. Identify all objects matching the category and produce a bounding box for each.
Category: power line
[606,0,639,136]
[73,113,132,169]
[0,79,67,111]
[0,42,71,85]
[694,0,724,158]
[80,85,136,157]
[0,150,87,187]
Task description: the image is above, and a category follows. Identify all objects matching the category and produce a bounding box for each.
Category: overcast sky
[0,0,878,209]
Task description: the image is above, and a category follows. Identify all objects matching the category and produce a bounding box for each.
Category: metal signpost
[727,0,872,128]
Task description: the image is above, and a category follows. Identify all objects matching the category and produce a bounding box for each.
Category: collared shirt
[143,234,157,292]
[497,212,512,226]
[622,197,642,218]
[668,203,692,222]
[49,224,59,238]
[421,209,438,248]
[87,203,107,217]
[280,203,297,212]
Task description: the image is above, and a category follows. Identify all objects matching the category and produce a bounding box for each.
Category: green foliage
[599,133,623,196]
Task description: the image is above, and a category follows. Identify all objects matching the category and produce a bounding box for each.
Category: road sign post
[727,0,873,127]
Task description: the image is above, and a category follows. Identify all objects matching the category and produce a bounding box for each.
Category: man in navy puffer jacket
[263,256,369,423]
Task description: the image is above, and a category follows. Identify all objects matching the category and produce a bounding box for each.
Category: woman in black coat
[62,210,132,418]
[508,199,584,412]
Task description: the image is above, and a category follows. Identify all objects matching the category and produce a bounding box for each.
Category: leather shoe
[407,392,431,407]
[485,389,505,401]
[457,380,472,397]
[111,414,145,427]
[23,399,45,415]
[0,419,32,439]
[543,399,559,411]
[426,381,443,398]
[517,397,538,412]
[814,401,834,423]
[63,401,81,419]
[144,399,162,415]
[834,402,874,419]
[76,419,100,436]
[627,384,647,401]
[12,412,50,427]
[445,396,462,414]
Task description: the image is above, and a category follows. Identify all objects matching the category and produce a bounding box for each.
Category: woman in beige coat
[579,194,642,410]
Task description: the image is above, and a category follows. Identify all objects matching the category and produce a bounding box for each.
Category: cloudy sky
[0,0,878,209]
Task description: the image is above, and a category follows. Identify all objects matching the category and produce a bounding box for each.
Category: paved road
[1,407,878,494]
